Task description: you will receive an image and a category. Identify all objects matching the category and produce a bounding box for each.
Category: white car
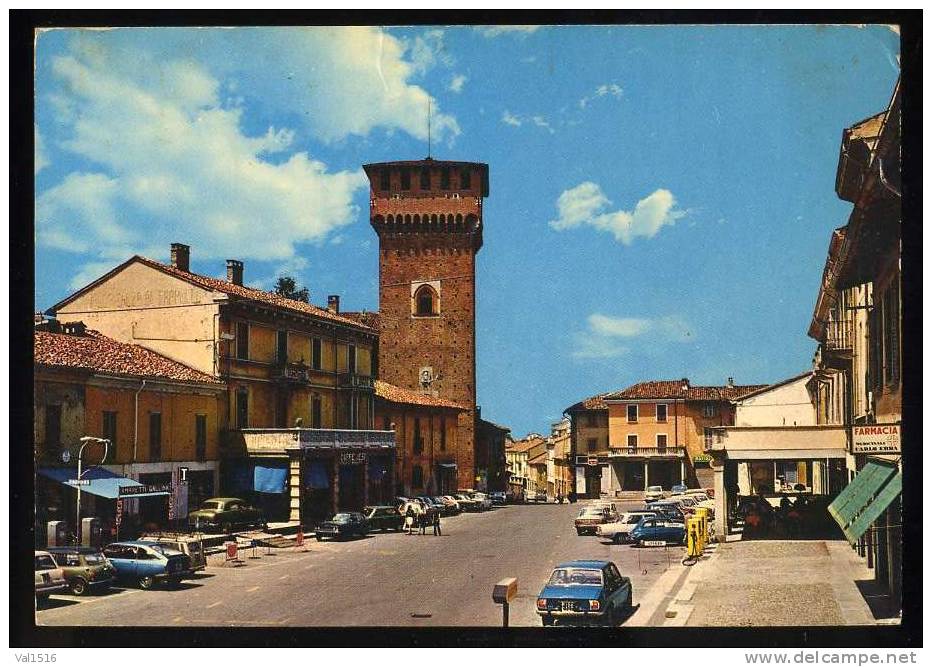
[645,485,665,502]
[596,511,660,544]
[470,492,493,511]
[35,550,68,600]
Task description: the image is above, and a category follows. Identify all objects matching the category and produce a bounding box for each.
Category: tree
[274,276,309,303]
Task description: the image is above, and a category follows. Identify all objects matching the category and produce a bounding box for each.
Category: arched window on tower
[413,284,439,317]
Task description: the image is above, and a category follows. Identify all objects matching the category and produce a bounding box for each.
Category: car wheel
[542,617,554,627]
[69,577,88,596]
[315,534,323,541]
[138,576,155,590]
[576,529,583,536]
[222,522,233,534]
[612,534,622,545]
[166,577,181,588]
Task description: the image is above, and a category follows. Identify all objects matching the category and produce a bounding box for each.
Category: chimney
[327,295,340,314]
[727,377,735,388]
[226,259,244,286]
[681,377,690,392]
[170,243,190,272]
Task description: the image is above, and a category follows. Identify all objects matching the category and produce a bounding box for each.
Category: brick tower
[363,158,489,492]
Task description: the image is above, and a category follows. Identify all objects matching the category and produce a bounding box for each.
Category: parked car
[102,541,193,589]
[532,491,548,503]
[439,495,462,513]
[671,483,688,494]
[47,546,117,595]
[431,496,460,516]
[454,494,481,512]
[668,495,698,516]
[645,485,665,502]
[315,512,369,541]
[188,497,266,533]
[628,517,687,546]
[416,496,445,517]
[643,502,685,524]
[364,505,404,531]
[139,533,207,571]
[596,511,661,544]
[35,550,68,600]
[536,560,633,626]
[470,492,493,510]
[574,505,618,535]
[489,491,507,505]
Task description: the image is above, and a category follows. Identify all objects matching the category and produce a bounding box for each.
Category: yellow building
[49,243,389,523]
[34,322,224,542]
[566,379,766,498]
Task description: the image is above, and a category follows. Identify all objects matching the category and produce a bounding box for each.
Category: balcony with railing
[338,373,374,390]
[824,319,853,353]
[225,428,395,456]
[271,361,311,383]
[609,446,686,459]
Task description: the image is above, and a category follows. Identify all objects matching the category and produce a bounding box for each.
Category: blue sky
[34,25,900,437]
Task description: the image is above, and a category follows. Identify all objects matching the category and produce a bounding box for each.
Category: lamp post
[75,436,110,544]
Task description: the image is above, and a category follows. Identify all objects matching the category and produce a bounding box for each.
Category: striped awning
[828,460,901,544]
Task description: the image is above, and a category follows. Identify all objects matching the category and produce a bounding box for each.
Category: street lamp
[75,436,110,544]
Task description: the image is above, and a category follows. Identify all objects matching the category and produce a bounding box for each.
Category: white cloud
[476,26,541,37]
[502,110,522,127]
[35,125,50,174]
[579,82,623,109]
[448,74,467,93]
[410,29,452,74]
[573,313,694,359]
[549,182,686,244]
[36,43,368,275]
[501,110,554,133]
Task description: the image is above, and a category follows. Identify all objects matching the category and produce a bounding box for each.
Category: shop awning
[828,460,901,544]
[254,464,288,494]
[38,467,170,499]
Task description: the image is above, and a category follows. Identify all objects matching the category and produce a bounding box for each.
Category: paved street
[37,502,685,627]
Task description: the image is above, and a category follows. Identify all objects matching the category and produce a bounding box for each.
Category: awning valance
[828,460,901,544]
[38,467,170,499]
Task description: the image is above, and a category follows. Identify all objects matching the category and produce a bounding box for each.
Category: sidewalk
[655,539,887,626]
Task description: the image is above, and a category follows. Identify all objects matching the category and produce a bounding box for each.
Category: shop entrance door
[338,464,364,511]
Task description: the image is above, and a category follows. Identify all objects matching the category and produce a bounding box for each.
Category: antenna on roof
[427,97,432,159]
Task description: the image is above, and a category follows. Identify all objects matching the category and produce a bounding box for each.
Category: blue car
[628,517,686,546]
[536,560,633,626]
[102,541,193,589]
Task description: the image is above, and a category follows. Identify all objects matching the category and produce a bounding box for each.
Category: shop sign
[119,483,172,496]
[68,479,91,486]
[340,452,367,465]
[851,424,901,454]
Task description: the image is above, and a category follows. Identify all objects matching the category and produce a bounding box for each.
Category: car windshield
[579,508,604,517]
[201,501,224,510]
[548,568,603,586]
[84,553,105,564]
[648,486,662,492]
[332,514,353,523]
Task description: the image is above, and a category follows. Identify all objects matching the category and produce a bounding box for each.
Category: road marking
[246,586,260,592]
[206,601,223,609]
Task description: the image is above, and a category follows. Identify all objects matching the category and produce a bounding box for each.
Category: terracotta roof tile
[35,330,221,385]
[603,379,769,401]
[528,451,549,465]
[565,393,609,413]
[108,257,376,333]
[373,380,466,411]
[340,311,382,330]
[506,436,547,454]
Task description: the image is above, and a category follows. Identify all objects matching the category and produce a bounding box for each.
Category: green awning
[844,472,901,543]
[828,460,900,544]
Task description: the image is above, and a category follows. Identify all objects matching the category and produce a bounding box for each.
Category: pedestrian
[419,510,428,535]
[432,511,442,536]
[405,505,416,535]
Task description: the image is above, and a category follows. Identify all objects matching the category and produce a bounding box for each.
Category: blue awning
[254,464,288,494]
[38,467,170,499]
